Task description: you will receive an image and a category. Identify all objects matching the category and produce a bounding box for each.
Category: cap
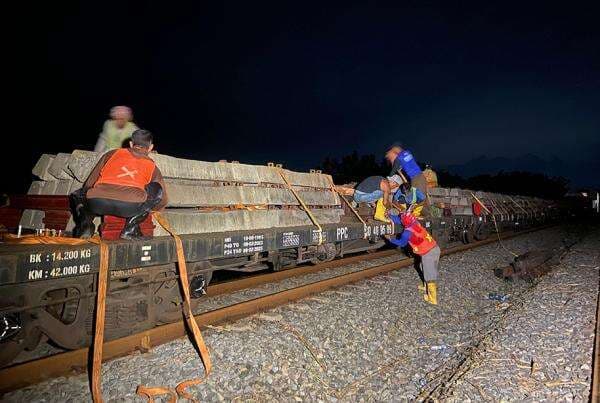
[387,174,404,185]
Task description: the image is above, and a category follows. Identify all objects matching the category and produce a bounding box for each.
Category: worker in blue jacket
[394,185,426,205]
[385,142,430,216]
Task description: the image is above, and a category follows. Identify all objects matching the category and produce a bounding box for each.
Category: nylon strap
[506,195,530,216]
[5,223,211,402]
[90,238,109,403]
[136,385,177,403]
[133,213,212,402]
[151,211,212,370]
[4,234,109,403]
[278,169,323,245]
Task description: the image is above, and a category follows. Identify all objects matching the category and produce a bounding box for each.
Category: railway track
[2,224,598,398]
[206,248,397,297]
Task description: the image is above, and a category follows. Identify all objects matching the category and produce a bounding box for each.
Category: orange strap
[6,225,210,401]
[4,234,109,403]
[278,169,323,245]
[175,379,203,402]
[152,212,212,374]
[133,212,211,401]
[136,385,177,403]
[89,238,109,403]
[2,233,97,245]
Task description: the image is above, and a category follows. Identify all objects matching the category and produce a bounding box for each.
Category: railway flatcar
[0,151,558,367]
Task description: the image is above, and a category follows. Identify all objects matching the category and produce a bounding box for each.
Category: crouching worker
[387,212,441,305]
[69,129,168,240]
[348,175,403,222]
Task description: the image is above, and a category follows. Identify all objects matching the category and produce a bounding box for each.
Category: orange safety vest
[95,149,155,190]
[405,222,437,255]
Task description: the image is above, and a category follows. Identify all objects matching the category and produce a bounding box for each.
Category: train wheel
[461,228,473,244]
[153,269,211,324]
[474,223,491,241]
[0,313,42,368]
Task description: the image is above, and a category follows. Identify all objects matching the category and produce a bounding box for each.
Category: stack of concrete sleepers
[19,153,78,230]
[427,187,474,215]
[22,150,342,235]
[427,187,552,218]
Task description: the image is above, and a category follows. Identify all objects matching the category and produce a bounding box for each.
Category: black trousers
[69,182,163,221]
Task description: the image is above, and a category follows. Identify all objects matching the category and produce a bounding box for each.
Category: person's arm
[380,179,391,208]
[94,135,107,153]
[389,157,400,176]
[94,121,111,153]
[389,230,411,247]
[151,167,169,211]
[82,150,116,191]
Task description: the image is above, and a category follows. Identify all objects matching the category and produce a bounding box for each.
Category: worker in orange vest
[69,129,168,239]
[387,212,441,305]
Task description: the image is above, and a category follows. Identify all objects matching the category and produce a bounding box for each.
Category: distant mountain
[442,154,599,189]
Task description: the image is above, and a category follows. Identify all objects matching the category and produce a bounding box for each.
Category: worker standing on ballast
[387,212,441,305]
[70,129,168,240]
[385,143,430,216]
[94,106,138,153]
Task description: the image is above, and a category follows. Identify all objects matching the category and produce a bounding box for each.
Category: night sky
[6,1,600,192]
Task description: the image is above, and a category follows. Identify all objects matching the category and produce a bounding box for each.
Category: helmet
[401,212,417,227]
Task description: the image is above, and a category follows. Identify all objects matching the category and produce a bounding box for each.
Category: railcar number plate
[223,234,265,256]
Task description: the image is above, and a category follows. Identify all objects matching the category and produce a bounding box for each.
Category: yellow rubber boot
[418,280,426,292]
[423,281,438,305]
[374,198,390,222]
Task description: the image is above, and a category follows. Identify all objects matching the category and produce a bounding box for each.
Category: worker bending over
[385,143,430,216]
[70,129,168,240]
[94,106,138,153]
[387,212,441,305]
[345,175,403,222]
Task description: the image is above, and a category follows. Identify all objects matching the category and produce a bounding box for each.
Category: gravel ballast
[4,225,599,402]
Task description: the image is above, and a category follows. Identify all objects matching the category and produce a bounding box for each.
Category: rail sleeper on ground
[440,227,599,401]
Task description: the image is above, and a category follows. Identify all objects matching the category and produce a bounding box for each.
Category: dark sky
[6,1,600,192]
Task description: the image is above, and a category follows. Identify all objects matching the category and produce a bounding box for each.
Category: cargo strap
[136,386,177,403]
[4,226,211,402]
[278,170,324,245]
[3,234,109,403]
[133,212,213,402]
[329,179,370,239]
[506,195,530,216]
[470,192,518,258]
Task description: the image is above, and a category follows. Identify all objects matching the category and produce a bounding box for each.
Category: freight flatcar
[0,152,558,367]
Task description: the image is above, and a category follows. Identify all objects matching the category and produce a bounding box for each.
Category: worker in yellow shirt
[94,106,138,153]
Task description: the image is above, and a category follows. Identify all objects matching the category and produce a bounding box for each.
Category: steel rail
[0,226,552,394]
[207,248,398,296]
